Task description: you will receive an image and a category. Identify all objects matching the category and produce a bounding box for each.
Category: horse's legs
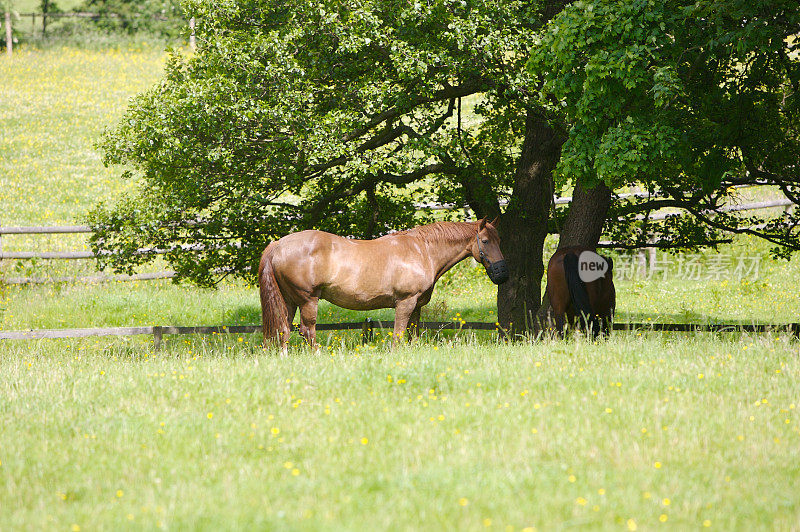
[281,302,297,355]
[550,295,568,338]
[407,305,422,341]
[393,297,419,347]
[554,312,566,336]
[298,298,319,349]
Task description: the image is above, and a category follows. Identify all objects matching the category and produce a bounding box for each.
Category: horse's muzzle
[486,259,509,284]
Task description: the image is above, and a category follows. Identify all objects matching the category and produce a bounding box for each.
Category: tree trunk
[497,109,564,336]
[557,180,612,250]
[459,166,501,220]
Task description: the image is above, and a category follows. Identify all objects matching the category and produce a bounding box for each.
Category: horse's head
[472,217,509,284]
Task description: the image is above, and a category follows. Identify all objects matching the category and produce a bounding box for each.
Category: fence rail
[1,192,795,283]
[1,250,95,259]
[2,199,793,240]
[0,225,90,234]
[3,271,176,285]
[1,321,798,351]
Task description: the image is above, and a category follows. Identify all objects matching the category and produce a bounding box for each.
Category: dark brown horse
[258,218,508,353]
[546,246,615,337]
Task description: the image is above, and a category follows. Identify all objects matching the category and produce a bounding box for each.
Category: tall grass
[1,333,799,530]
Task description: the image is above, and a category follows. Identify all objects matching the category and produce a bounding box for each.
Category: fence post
[362,318,373,344]
[4,11,12,58]
[189,17,195,50]
[153,326,163,351]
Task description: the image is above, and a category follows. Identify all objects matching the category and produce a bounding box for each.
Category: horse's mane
[393,220,479,243]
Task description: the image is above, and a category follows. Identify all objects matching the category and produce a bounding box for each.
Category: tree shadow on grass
[213,297,791,337]
[221,300,504,349]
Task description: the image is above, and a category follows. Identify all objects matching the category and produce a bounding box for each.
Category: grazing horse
[546,246,615,338]
[258,218,508,353]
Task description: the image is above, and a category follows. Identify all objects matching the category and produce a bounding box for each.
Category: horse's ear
[478,217,487,230]
[489,216,499,227]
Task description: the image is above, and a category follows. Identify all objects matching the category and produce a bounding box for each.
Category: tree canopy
[531,0,800,256]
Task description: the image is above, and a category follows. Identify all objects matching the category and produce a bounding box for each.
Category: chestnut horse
[546,246,615,338]
[258,218,508,352]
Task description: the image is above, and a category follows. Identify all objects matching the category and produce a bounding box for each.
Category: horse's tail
[258,243,289,347]
[563,252,600,334]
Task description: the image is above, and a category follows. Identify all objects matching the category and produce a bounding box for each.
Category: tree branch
[613,198,705,216]
[341,79,489,142]
[302,162,459,226]
[597,238,733,249]
[683,204,800,250]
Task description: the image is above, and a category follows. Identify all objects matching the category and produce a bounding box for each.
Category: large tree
[90,0,800,333]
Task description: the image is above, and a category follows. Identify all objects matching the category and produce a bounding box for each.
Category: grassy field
[2,334,799,530]
[1,47,800,530]
[0,46,166,226]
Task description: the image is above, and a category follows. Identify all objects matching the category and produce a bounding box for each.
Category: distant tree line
[76,0,185,36]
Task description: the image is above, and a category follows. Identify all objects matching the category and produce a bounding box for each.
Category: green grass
[606,236,800,324]
[2,47,800,531]
[2,334,799,530]
[0,46,168,281]
[0,46,166,226]
[11,0,86,13]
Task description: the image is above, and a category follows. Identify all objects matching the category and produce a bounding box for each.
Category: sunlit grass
[0,46,167,246]
[1,333,798,530]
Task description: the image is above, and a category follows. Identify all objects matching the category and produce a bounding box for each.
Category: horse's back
[270,230,388,272]
[266,230,431,310]
[269,230,354,286]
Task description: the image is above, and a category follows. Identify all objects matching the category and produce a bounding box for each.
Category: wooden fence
[0,320,498,351]
[1,196,794,284]
[2,320,798,351]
